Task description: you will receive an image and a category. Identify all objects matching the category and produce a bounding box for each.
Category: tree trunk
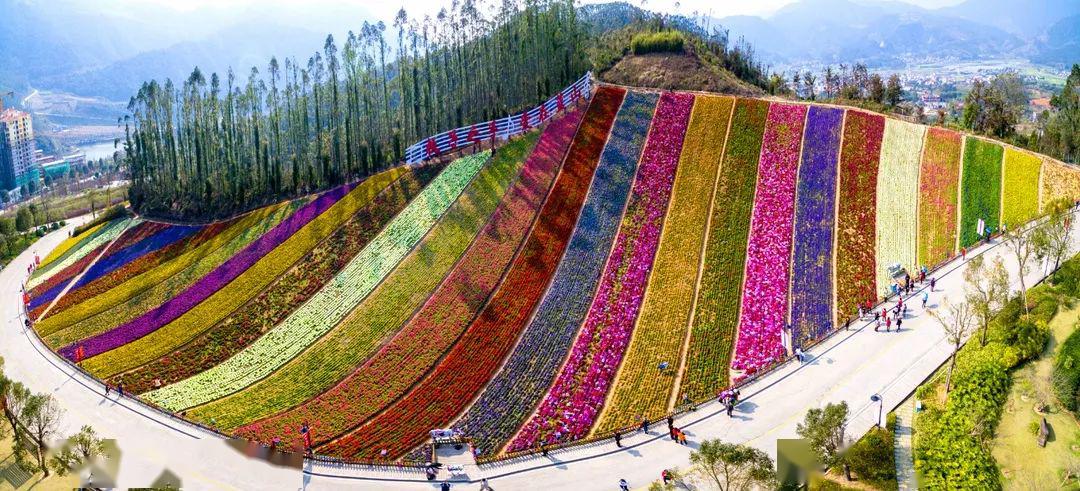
[37,443,48,476]
[1019,275,1029,314]
[944,349,958,398]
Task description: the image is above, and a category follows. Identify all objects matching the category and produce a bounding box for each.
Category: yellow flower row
[1001,147,1042,228]
[594,95,733,433]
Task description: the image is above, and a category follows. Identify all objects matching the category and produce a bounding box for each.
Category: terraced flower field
[27,84,1080,463]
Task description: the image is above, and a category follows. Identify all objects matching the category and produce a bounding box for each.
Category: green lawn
[992,306,1080,489]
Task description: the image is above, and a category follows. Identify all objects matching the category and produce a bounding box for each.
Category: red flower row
[316,85,627,460]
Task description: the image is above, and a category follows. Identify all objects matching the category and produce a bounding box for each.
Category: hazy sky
[120,0,969,22]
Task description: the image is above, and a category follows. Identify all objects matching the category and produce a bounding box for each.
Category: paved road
[2,212,1075,490]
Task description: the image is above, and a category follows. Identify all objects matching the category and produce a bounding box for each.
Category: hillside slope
[600,51,764,96]
[27,84,1080,464]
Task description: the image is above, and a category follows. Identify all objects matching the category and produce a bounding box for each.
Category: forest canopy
[123,0,768,220]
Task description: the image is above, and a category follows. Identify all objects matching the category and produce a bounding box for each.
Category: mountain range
[1,0,1077,113]
[713,0,1080,68]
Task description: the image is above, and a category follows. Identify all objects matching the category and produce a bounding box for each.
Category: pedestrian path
[2,210,1078,490]
[894,394,916,490]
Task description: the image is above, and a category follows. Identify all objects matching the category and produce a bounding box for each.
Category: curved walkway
[2,212,1077,490]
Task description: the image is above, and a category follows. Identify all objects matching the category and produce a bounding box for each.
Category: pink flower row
[509,92,694,450]
[732,103,808,374]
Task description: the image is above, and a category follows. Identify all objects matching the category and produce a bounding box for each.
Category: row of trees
[767,63,904,109]
[125,0,590,220]
[1032,64,1080,164]
[959,65,1078,165]
[1,357,105,478]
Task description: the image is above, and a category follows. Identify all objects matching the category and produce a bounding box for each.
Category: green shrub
[1053,327,1080,412]
[845,426,895,485]
[630,31,684,55]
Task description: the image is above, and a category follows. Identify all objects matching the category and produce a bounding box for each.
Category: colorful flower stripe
[680,98,768,401]
[1000,147,1042,228]
[41,203,300,348]
[1041,158,1080,210]
[790,106,843,348]
[30,225,201,311]
[447,88,636,458]
[42,221,230,320]
[74,168,406,376]
[595,95,734,434]
[958,137,1003,248]
[29,222,165,300]
[512,91,690,450]
[143,152,490,411]
[320,86,627,460]
[834,110,883,322]
[192,129,541,431]
[732,102,807,374]
[29,242,110,315]
[27,218,138,290]
[118,164,444,395]
[58,180,360,361]
[233,116,571,448]
[38,222,108,269]
[916,128,962,267]
[874,119,925,296]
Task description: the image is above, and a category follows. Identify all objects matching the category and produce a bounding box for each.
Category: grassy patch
[991,306,1080,489]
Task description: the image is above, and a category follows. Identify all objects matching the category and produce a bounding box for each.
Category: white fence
[404,73,593,163]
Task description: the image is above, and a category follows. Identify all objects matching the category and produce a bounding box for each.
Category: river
[77,140,123,162]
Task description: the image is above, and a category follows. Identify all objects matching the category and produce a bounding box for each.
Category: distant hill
[1034,14,1080,64]
[712,0,1075,68]
[937,0,1080,37]
[36,21,328,101]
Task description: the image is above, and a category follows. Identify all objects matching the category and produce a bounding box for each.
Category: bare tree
[1040,198,1075,274]
[963,255,1010,346]
[929,297,977,398]
[1004,224,1038,313]
[22,393,64,476]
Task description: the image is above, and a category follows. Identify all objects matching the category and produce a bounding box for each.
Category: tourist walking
[479,478,494,491]
[640,417,650,434]
[669,426,678,441]
[117,382,124,398]
[662,469,672,485]
[930,277,937,292]
[619,478,630,491]
[614,431,622,448]
[922,291,929,309]
[104,384,110,397]
[885,315,892,332]
[726,399,735,417]
[666,416,674,431]
[896,317,903,332]
[441,480,451,491]
[677,430,687,445]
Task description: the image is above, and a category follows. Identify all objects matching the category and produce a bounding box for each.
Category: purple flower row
[454,91,656,457]
[732,102,807,374]
[790,107,844,348]
[59,182,357,360]
[30,225,201,310]
[509,92,693,451]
